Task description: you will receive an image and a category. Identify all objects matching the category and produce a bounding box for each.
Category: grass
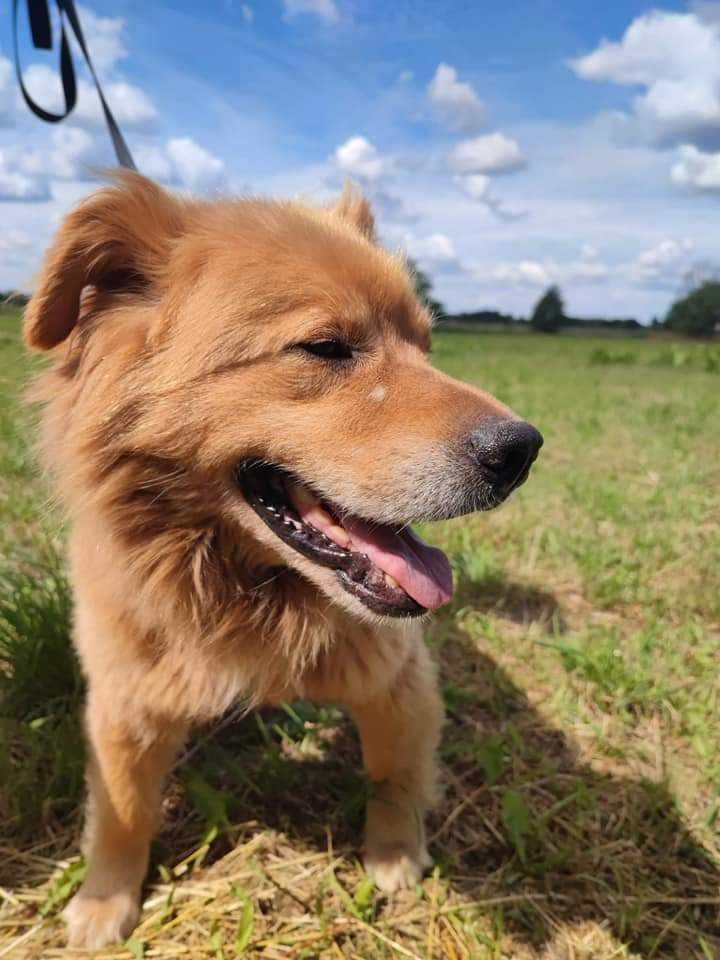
[1,307,719,958]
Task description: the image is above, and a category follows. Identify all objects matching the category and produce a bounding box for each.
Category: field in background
[1,308,719,959]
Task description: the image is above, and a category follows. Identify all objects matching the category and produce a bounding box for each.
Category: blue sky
[2,0,720,320]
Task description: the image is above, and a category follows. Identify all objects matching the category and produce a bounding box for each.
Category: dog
[24,171,542,949]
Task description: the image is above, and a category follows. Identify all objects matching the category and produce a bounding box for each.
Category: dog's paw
[64,888,140,949]
[364,782,432,893]
[364,842,432,892]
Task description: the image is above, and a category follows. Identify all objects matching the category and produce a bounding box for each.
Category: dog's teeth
[287,480,341,534]
[384,572,400,589]
[328,524,350,548]
[283,479,354,552]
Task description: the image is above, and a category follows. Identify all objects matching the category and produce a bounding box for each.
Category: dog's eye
[297,339,355,361]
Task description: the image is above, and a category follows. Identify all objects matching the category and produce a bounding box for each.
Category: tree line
[411,262,720,337]
[0,291,29,308]
[526,284,720,336]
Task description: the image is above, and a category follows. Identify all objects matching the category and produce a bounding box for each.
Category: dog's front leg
[64,695,187,949]
[348,638,443,892]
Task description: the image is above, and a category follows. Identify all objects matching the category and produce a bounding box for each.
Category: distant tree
[530,285,565,333]
[665,281,720,336]
[0,290,29,307]
[407,258,444,318]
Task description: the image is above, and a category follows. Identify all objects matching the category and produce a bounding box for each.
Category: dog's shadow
[156,579,719,957]
[450,571,568,632]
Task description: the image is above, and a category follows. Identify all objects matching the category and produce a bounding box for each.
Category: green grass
[1,309,719,958]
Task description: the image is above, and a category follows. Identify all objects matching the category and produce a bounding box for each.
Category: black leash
[12,0,136,170]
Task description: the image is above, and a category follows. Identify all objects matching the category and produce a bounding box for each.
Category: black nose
[469,418,543,493]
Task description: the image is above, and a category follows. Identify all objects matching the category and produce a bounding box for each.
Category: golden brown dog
[24,172,542,949]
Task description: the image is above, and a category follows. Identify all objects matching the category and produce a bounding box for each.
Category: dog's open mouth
[237,463,453,618]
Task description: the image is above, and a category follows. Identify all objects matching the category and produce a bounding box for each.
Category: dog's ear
[24,171,186,351]
[330,182,376,242]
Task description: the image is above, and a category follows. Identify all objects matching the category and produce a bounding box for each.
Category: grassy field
[1,307,719,959]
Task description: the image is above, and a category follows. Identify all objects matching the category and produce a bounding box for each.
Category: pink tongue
[342,517,454,611]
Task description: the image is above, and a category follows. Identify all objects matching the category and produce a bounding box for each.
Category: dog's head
[26,172,542,622]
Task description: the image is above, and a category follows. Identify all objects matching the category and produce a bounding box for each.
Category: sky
[2,0,720,321]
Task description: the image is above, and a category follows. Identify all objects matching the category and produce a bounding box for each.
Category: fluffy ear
[24,171,186,351]
[331,182,376,241]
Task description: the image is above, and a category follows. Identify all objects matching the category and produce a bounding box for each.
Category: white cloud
[50,126,98,180]
[76,5,127,73]
[406,232,456,262]
[483,246,610,289]
[166,137,226,192]
[328,138,417,225]
[566,245,609,283]
[570,11,720,146]
[455,173,491,200]
[492,260,552,287]
[22,64,157,130]
[671,144,720,190]
[449,133,525,174]
[282,0,339,23]
[0,148,50,201]
[18,65,60,113]
[0,126,99,202]
[637,238,694,270]
[0,57,14,126]
[453,172,527,220]
[334,135,385,181]
[88,81,156,127]
[633,238,695,286]
[403,231,461,271]
[399,70,413,83]
[427,63,485,133]
[135,144,174,182]
[134,139,227,192]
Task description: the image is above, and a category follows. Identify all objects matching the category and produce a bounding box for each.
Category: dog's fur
[25,172,514,948]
